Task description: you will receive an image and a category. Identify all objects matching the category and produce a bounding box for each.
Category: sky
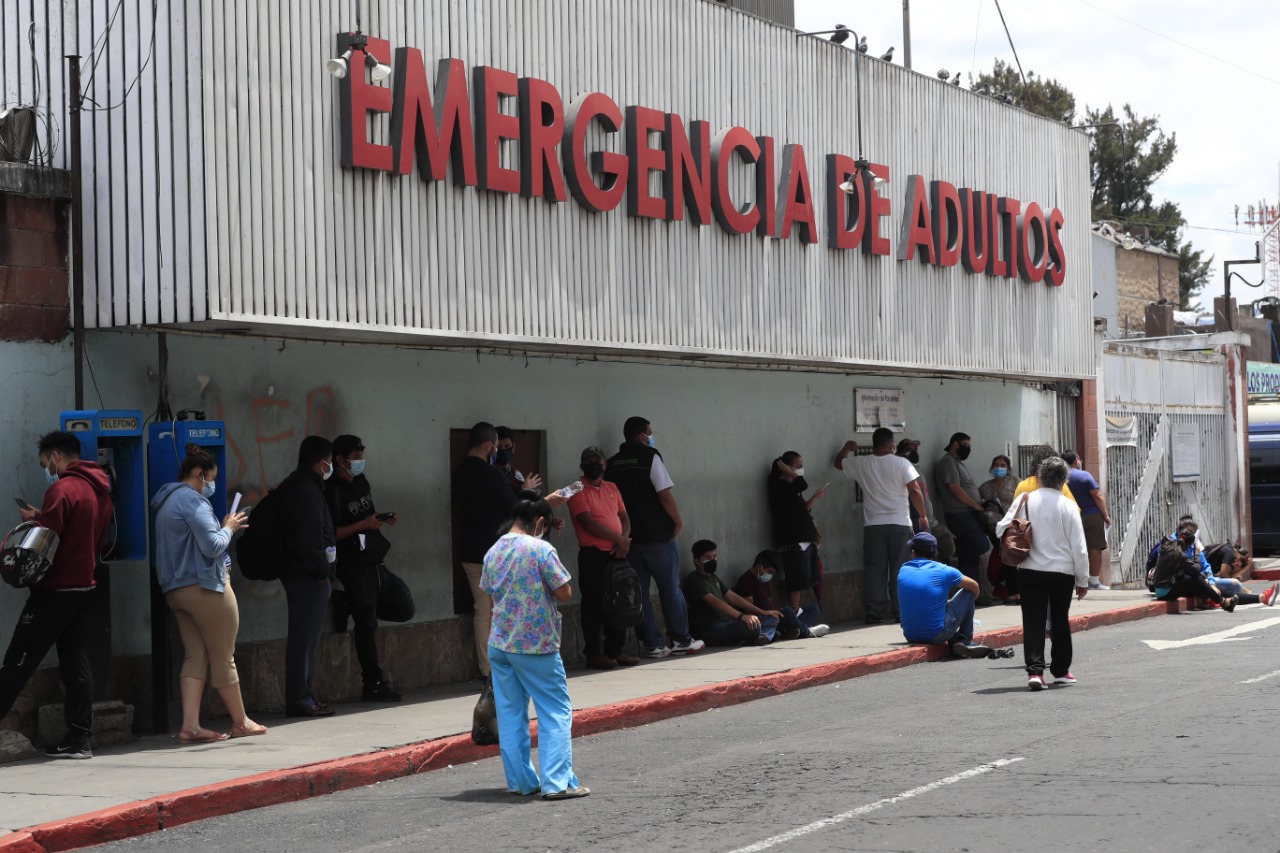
[793,0,1280,312]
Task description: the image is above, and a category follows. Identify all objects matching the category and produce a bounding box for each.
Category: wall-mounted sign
[1105,415,1138,447]
[1171,421,1201,482]
[855,388,906,432]
[1247,361,1280,398]
[334,35,1067,287]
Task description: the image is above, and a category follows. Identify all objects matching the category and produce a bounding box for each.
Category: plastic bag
[471,676,499,746]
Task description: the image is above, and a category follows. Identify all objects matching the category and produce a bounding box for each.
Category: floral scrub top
[480,532,572,654]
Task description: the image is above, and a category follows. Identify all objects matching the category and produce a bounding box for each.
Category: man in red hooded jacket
[0,431,112,759]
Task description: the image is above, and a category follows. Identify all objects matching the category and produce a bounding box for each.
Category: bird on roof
[951,72,961,86]
[856,36,868,53]
[937,68,951,80]
[829,24,851,45]
[879,46,894,62]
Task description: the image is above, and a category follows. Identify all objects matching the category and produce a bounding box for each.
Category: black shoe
[864,613,883,625]
[362,681,402,702]
[46,737,92,760]
[781,627,803,640]
[286,705,336,718]
[752,633,771,646]
[950,641,992,659]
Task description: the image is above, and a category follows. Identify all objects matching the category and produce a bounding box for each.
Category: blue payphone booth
[60,409,146,561]
[146,417,228,732]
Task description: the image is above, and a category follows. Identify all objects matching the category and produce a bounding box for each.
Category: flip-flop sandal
[542,786,590,800]
[230,722,268,738]
[179,728,229,744]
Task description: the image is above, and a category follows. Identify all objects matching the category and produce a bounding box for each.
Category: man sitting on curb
[733,550,830,639]
[897,532,991,659]
[683,540,779,646]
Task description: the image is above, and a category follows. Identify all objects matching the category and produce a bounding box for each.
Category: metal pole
[902,0,912,70]
[67,55,85,409]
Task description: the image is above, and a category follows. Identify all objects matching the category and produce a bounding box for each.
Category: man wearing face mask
[935,432,992,602]
[0,432,112,759]
[325,435,404,703]
[767,452,826,610]
[606,417,703,657]
[683,541,778,646]
[277,436,339,717]
[494,426,542,498]
[733,550,830,639]
[896,439,954,563]
[567,446,638,669]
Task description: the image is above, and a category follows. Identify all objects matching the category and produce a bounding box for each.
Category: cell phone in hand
[14,498,33,511]
[375,512,396,521]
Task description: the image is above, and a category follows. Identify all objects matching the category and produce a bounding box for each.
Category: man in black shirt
[278,436,338,717]
[767,452,827,610]
[451,422,566,678]
[326,435,402,702]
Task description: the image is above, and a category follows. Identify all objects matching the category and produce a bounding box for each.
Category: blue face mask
[646,434,657,449]
[758,573,774,584]
[992,467,1008,478]
[44,461,59,485]
[348,459,366,477]
[201,477,216,499]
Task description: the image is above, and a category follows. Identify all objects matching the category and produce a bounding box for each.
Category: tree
[970,60,1076,124]
[973,62,1214,311]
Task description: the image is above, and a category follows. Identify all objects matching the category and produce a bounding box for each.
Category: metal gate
[1103,346,1237,585]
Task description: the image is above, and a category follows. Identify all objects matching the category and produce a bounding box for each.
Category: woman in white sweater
[996,456,1090,691]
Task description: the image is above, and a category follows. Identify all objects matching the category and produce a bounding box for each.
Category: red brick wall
[1077,379,1100,476]
[0,193,69,342]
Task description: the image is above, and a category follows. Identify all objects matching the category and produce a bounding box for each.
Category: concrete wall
[1115,246,1178,335]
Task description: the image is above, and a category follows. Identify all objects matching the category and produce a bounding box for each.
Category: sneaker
[864,613,883,625]
[669,638,705,655]
[585,655,617,670]
[1053,672,1077,685]
[1223,595,1238,613]
[1088,580,1110,590]
[1027,674,1045,692]
[612,654,640,666]
[808,624,831,638]
[46,737,92,760]
[950,641,992,659]
[781,627,804,640]
[542,785,590,800]
[1263,582,1280,607]
[641,645,671,659]
[362,681,402,702]
[752,633,771,646]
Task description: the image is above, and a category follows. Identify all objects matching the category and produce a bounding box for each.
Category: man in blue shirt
[897,532,991,658]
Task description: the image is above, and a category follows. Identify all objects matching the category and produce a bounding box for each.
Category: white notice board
[1171,422,1201,482]
[854,389,906,432]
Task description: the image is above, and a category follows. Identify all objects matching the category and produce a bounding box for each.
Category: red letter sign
[1017,202,1048,283]
[625,106,668,220]
[473,66,522,195]
[864,163,891,256]
[665,115,712,225]
[930,181,961,268]
[339,34,394,172]
[1046,207,1067,286]
[389,53,477,185]
[776,144,818,244]
[826,154,865,250]
[897,175,936,263]
[562,93,628,213]
[517,76,567,202]
[710,127,761,235]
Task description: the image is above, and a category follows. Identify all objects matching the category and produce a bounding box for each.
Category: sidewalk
[0,589,1177,851]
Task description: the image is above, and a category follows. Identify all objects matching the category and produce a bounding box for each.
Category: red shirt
[567,480,625,553]
[35,460,112,589]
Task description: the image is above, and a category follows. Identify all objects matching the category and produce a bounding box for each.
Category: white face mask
[200,477,216,498]
[794,467,805,478]
[321,460,334,481]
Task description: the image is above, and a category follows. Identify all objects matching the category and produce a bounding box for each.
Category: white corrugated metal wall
[8,0,1093,379]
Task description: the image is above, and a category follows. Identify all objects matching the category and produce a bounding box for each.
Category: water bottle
[554,481,585,499]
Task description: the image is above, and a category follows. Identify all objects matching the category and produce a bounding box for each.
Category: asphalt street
[86,605,1280,853]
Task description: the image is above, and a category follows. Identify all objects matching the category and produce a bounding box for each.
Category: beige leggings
[462,562,491,676]
[166,583,241,688]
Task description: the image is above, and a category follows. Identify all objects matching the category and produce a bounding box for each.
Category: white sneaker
[808,624,831,638]
[1088,580,1110,590]
[670,638,705,655]
[641,645,671,659]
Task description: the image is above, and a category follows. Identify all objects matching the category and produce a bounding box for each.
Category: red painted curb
[1251,568,1280,581]
[0,599,1180,853]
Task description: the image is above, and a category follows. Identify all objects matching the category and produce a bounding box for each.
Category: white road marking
[1143,617,1280,650]
[1239,668,1280,684]
[725,757,1025,853]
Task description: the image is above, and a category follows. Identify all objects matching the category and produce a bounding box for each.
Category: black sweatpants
[1018,569,1076,678]
[0,589,95,738]
[336,563,384,688]
[578,547,626,659]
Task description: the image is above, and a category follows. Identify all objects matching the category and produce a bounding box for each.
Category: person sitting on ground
[732,550,830,639]
[683,540,779,646]
[1205,542,1253,581]
[1200,542,1276,606]
[897,532,991,659]
[1151,525,1239,611]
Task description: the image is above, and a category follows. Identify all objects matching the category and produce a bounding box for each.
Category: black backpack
[600,558,644,630]
[1149,539,1195,592]
[235,483,291,581]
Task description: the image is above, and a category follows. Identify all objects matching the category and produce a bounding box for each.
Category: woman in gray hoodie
[152,444,263,742]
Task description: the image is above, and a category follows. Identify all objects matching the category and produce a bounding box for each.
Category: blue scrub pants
[489,646,580,796]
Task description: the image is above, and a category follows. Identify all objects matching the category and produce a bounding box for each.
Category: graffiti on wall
[217,386,339,503]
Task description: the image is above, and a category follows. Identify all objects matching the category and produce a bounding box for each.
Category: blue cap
[909,532,938,556]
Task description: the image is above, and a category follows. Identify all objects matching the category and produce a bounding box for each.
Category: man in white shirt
[833,428,930,624]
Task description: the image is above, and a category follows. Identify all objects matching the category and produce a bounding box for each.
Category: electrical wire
[992,0,1027,91]
[80,0,160,113]
[81,339,107,410]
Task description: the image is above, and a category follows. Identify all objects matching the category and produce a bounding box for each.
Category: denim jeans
[863,525,913,619]
[923,589,976,646]
[793,603,824,630]
[697,614,780,646]
[628,540,690,649]
[945,511,992,589]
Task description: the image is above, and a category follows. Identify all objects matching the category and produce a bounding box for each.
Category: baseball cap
[896,438,921,453]
[909,532,938,556]
[331,434,364,457]
[580,445,606,463]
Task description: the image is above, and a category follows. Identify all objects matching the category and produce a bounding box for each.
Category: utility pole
[902,0,912,70]
[67,55,85,409]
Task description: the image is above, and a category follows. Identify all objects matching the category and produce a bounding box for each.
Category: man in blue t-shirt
[1062,451,1113,590]
[897,532,990,658]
